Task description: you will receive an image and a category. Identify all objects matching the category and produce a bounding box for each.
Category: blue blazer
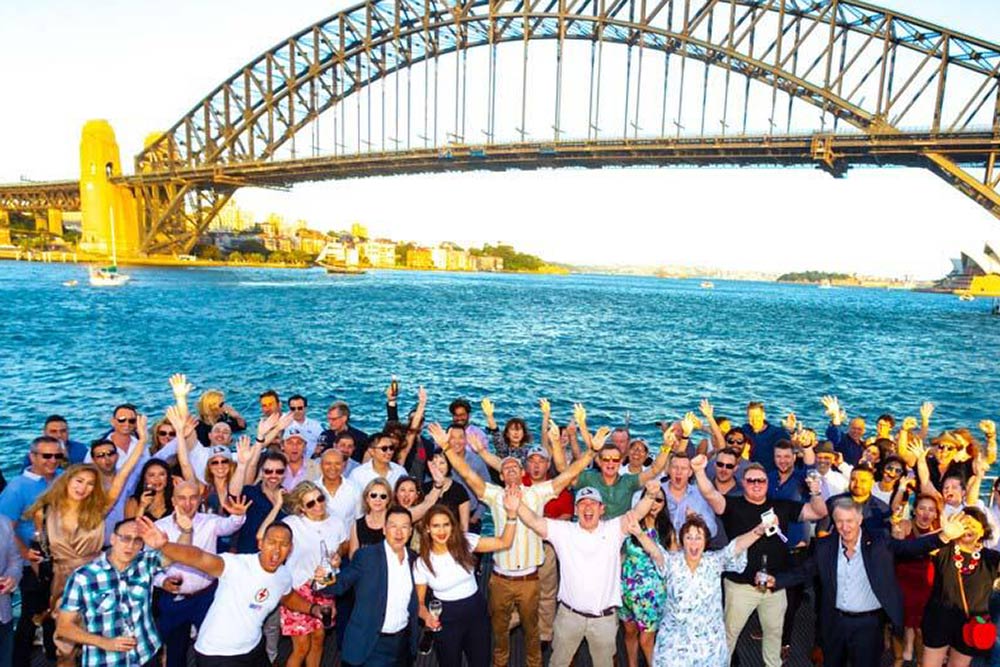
[775,530,943,633]
[327,543,419,665]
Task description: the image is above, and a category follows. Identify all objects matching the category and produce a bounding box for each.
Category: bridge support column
[78,120,140,257]
[46,208,63,237]
[0,210,10,246]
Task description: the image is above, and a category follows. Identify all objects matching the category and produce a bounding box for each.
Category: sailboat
[89,205,131,287]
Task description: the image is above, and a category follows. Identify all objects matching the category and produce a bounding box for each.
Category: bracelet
[255,437,265,443]
[505,518,518,523]
[433,483,444,490]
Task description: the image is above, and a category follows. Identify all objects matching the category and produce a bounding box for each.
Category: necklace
[953,548,982,575]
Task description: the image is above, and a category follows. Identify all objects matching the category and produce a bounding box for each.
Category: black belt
[560,601,616,619]
[379,628,407,637]
[836,608,881,618]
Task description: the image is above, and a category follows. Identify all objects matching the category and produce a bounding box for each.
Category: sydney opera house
[929,242,1000,297]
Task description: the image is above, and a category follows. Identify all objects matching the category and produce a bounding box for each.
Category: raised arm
[573,403,593,453]
[622,512,665,570]
[482,398,498,432]
[699,399,726,454]
[467,430,503,472]
[981,420,998,466]
[691,454,726,515]
[732,522,767,556]
[798,475,828,522]
[255,490,285,541]
[967,453,988,507]
[167,406,199,487]
[918,402,934,443]
[547,419,569,474]
[910,440,942,503]
[430,423,486,499]
[396,386,427,466]
[639,427,680,486]
[623,479,662,534]
[550,422,598,495]
[106,414,149,505]
[475,487,521,552]
[137,516,224,578]
[515,497,549,540]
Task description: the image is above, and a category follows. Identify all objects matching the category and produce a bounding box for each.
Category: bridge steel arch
[133,0,1000,253]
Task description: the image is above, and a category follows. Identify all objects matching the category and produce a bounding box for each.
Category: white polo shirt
[315,476,363,526]
[545,516,625,614]
[348,460,407,491]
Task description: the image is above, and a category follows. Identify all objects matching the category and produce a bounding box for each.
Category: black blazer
[775,531,943,632]
[327,542,419,665]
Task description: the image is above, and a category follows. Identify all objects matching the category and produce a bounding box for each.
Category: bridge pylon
[78,120,140,257]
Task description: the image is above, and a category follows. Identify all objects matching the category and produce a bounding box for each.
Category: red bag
[957,555,997,651]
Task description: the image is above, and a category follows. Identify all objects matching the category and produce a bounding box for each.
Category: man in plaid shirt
[56,518,162,667]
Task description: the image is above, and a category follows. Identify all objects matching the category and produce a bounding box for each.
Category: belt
[560,602,616,619]
[836,608,881,618]
[492,571,539,582]
[379,628,407,637]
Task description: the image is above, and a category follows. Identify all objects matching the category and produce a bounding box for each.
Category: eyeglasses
[262,468,286,475]
[369,492,389,500]
[744,478,768,485]
[716,461,737,470]
[290,406,305,412]
[34,452,65,460]
[157,430,176,438]
[601,457,622,463]
[114,533,144,547]
[115,417,138,425]
[93,451,118,460]
[302,496,323,509]
[884,466,903,475]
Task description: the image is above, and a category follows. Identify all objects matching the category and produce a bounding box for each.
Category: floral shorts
[280,582,328,636]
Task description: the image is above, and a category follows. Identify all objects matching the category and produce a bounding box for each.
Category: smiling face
[209,423,232,446]
[847,418,866,442]
[395,480,419,507]
[773,447,795,474]
[300,490,327,521]
[714,452,738,482]
[370,437,395,466]
[833,505,862,545]
[320,449,345,481]
[385,512,413,551]
[111,407,137,437]
[282,436,306,464]
[575,498,604,530]
[747,406,765,433]
[365,482,391,513]
[91,443,119,475]
[816,452,836,474]
[500,459,522,487]
[742,470,769,503]
[611,430,629,455]
[143,463,168,492]
[680,523,708,560]
[43,420,69,444]
[110,521,144,565]
[505,421,525,446]
[173,483,200,518]
[67,470,97,502]
[427,510,453,547]
[257,524,293,572]
[450,406,470,427]
[849,470,874,500]
[598,448,622,478]
[628,441,648,468]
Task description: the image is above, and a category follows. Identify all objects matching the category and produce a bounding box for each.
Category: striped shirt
[61,550,162,667]
[482,481,555,575]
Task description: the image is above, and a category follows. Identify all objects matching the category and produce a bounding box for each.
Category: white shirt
[195,553,292,656]
[152,513,245,594]
[820,468,849,500]
[382,541,413,633]
[284,417,324,449]
[412,534,481,601]
[315,476,363,526]
[545,517,626,614]
[283,514,350,589]
[88,435,147,496]
[348,460,407,491]
[153,438,221,485]
[481,481,555,575]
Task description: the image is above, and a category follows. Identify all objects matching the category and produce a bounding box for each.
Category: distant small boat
[89,265,131,287]
[700,281,714,289]
[323,263,366,275]
[959,293,975,302]
[62,279,78,287]
[818,279,833,289]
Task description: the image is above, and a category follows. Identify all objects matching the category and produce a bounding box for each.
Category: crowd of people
[0,376,997,667]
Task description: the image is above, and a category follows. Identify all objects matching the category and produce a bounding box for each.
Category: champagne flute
[428,599,443,632]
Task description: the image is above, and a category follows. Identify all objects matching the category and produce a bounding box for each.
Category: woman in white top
[414,489,521,667]
[260,481,348,667]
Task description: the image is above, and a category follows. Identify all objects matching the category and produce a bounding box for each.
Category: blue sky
[2,0,999,277]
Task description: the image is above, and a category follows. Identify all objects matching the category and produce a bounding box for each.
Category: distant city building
[406,247,435,270]
[472,255,504,272]
[212,201,254,232]
[360,239,397,268]
[351,222,369,240]
[294,228,327,255]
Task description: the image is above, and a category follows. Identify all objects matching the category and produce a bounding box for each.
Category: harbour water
[2,262,999,476]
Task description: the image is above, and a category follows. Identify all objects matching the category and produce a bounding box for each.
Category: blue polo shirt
[767,466,814,547]
[744,422,791,473]
[661,482,718,536]
[0,471,57,546]
[825,424,865,466]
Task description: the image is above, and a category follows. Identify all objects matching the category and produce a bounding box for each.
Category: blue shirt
[825,424,865,466]
[662,482,718,536]
[767,466,814,547]
[0,471,56,546]
[236,484,286,554]
[744,422,790,473]
[835,533,882,612]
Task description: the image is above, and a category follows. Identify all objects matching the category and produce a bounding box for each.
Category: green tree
[194,243,222,260]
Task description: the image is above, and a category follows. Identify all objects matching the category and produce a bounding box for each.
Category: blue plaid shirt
[61,550,162,667]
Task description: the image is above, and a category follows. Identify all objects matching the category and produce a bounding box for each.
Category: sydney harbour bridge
[1,0,999,255]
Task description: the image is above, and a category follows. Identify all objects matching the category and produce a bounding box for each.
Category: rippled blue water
[2,261,999,475]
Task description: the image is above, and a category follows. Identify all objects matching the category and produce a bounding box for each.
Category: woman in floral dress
[619,489,676,667]
[629,514,765,667]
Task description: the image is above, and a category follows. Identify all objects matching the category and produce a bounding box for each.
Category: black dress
[355,516,384,547]
[921,542,1000,657]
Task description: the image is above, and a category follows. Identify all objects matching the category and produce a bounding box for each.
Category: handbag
[956,553,997,651]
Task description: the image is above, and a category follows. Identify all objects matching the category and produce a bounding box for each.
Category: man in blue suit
[326,506,419,666]
[770,498,966,667]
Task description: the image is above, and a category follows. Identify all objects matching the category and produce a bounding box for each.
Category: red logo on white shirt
[255,588,269,604]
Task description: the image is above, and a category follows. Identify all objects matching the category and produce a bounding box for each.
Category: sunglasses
[726,438,746,445]
[650,496,666,503]
[157,430,176,438]
[262,468,286,475]
[884,466,903,475]
[716,461,737,470]
[114,534,145,547]
[601,457,622,463]
[93,451,118,460]
[375,446,394,453]
[290,406,305,412]
[369,492,389,500]
[744,478,767,485]
[209,459,230,466]
[302,496,323,509]
[35,452,65,460]
[115,417,138,425]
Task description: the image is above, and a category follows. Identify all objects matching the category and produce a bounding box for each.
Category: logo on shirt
[254,588,270,604]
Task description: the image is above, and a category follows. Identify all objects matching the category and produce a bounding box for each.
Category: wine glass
[428,599,443,632]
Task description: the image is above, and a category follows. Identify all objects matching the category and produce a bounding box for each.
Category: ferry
[700,281,715,289]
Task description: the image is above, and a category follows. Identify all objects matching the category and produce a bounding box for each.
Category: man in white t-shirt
[136,517,327,666]
[348,432,407,490]
[284,394,324,453]
[315,448,363,525]
[516,482,658,667]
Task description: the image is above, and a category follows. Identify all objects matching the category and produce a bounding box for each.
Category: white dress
[651,541,746,667]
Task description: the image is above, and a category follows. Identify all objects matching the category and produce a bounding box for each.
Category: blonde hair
[284,480,327,518]
[361,477,392,514]
[26,464,109,531]
[197,390,225,424]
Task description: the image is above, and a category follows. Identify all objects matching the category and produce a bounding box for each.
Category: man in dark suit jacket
[772,497,964,667]
[326,507,419,666]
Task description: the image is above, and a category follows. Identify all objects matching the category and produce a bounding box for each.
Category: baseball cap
[208,445,231,460]
[575,486,604,505]
[525,446,551,461]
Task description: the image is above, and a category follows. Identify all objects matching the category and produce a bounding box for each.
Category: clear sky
[2,0,999,278]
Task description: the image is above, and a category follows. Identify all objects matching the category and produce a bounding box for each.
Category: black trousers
[822,611,884,667]
[195,639,269,667]
[431,592,491,667]
[13,565,54,665]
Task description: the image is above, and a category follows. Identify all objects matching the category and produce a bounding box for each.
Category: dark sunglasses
[369,492,389,500]
[157,430,176,438]
[262,468,286,475]
[209,459,230,466]
[116,417,137,425]
[290,406,305,412]
[884,466,903,474]
[650,496,666,503]
[93,451,118,460]
[302,497,323,509]
[601,457,622,463]
[726,438,746,445]
[716,461,737,470]
[36,452,65,460]
[375,446,394,453]
[744,478,767,485]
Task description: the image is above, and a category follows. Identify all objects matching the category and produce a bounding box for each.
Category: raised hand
[262,486,285,507]
[134,415,148,442]
[170,373,194,400]
[663,426,680,452]
[909,439,928,460]
[546,420,561,449]
[235,436,254,465]
[690,453,708,473]
[980,420,997,438]
[184,415,198,438]
[428,459,446,486]
[467,430,486,454]
[644,477,661,496]
[502,485,522,514]
[699,398,714,421]
[681,412,698,438]
[276,412,295,431]
[165,406,186,432]
[781,412,797,433]
[426,423,449,449]
[572,403,588,429]
[901,416,918,431]
[417,386,428,406]
[481,398,495,420]
[257,413,280,440]
[941,511,969,542]
[223,494,253,516]
[820,395,840,419]
[920,402,935,423]
[137,516,168,550]
[174,510,193,532]
[539,398,551,417]
[621,511,642,536]
[591,425,612,451]
[805,474,821,496]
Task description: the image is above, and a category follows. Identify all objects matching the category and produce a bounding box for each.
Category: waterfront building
[351,222,369,240]
[406,247,435,270]
[360,238,396,268]
[472,255,504,272]
[294,228,327,255]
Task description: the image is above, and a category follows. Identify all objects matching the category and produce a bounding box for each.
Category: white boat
[959,293,975,302]
[700,281,715,289]
[62,279,78,287]
[818,279,833,289]
[89,205,130,287]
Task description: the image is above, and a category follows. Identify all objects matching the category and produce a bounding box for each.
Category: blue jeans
[0,619,13,667]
